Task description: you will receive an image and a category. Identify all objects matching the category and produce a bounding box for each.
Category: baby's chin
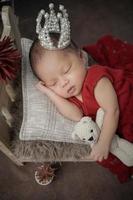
[57,92,74,99]
[61,91,79,99]
[59,94,74,99]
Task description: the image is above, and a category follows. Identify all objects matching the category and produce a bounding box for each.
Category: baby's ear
[78,49,83,58]
[79,50,88,66]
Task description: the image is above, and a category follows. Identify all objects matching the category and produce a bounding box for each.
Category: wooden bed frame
[0,6,23,166]
[0,6,92,166]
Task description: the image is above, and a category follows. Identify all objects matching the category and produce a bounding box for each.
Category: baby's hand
[89,142,109,162]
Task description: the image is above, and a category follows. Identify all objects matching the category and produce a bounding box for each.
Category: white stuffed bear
[72,116,100,147]
[72,108,133,166]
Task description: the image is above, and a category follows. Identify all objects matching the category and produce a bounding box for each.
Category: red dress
[69,35,133,182]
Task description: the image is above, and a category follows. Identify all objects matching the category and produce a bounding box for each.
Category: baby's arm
[36,81,83,121]
[90,77,119,162]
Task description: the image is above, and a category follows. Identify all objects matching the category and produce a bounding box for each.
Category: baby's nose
[60,77,69,87]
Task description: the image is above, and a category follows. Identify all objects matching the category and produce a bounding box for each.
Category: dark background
[15,0,133,46]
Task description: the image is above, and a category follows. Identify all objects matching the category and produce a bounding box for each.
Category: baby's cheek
[54,88,65,97]
[76,69,84,79]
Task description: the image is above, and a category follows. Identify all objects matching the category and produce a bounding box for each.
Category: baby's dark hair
[29,33,79,80]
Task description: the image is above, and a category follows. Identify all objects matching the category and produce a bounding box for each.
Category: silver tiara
[36,3,71,50]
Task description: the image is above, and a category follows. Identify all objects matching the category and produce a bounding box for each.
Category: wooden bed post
[0,5,23,166]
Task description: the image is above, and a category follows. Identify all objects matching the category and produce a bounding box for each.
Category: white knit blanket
[20,38,82,143]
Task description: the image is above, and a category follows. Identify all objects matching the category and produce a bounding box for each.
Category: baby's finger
[36,81,44,86]
[89,152,97,161]
[98,157,103,162]
[103,154,108,160]
[35,81,41,87]
[36,81,44,89]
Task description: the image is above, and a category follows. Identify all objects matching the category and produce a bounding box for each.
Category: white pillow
[19,38,84,143]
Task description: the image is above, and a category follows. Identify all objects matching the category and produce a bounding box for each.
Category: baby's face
[36,50,87,98]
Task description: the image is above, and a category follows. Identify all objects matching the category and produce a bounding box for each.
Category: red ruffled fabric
[0,36,21,83]
[83,35,133,183]
[83,35,133,72]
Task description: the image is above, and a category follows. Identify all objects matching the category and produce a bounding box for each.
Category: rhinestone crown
[36,3,71,50]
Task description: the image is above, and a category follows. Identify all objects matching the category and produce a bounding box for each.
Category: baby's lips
[67,86,75,94]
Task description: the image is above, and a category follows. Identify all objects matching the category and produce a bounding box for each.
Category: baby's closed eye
[64,65,71,74]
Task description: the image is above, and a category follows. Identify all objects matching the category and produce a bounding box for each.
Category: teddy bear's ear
[87,117,92,122]
[72,131,76,139]
[81,116,92,123]
[96,108,105,129]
